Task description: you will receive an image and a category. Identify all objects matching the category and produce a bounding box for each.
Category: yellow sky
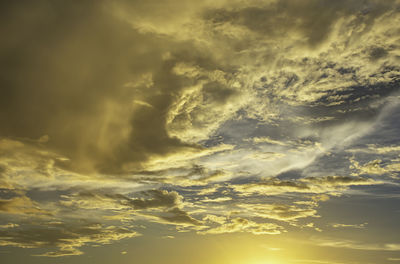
[0,0,400,263]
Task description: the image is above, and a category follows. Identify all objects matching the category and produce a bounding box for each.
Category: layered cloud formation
[1,0,400,262]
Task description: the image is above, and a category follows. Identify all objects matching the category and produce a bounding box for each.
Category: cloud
[199,217,284,235]
[249,136,288,146]
[201,197,232,203]
[60,189,202,227]
[349,144,400,154]
[124,190,182,210]
[3,0,399,176]
[0,195,48,216]
[312,238,400,251]
[0,222,139,257]
[232,176,382,196]
[0,0,243,175]
[1,0,399,170]
[1,0,400,259]
[330,223,368,229]
[203,0,374,48]
[350,158,400,177]
[0,223,19,229]
[237,203,319,222]
[162,164,232,187]
[1,0,399,179]
[157,207,202,226]
[203,214,227,225]
[60,189,183,212]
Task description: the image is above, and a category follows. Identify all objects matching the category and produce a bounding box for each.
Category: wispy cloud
[311,238,400,251]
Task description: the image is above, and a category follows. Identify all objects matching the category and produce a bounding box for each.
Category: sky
[0,0,400,263]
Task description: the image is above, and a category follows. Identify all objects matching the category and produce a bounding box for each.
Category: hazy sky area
[1,1,400,263]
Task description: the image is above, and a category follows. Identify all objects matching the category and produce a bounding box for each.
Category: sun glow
[248,258,281,264]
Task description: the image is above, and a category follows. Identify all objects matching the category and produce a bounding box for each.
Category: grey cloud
[158,207,202,226]
[369,46,389,61]
[237,203,318,222]
[257,179,310,190]
[199,217,284,235]
[266,204,318,221]
[204,0,396,47]
[0,222,139,257]
[0,0,228,174]
[232,175,382,196]
[75,189,201,226]
[1,0,399,176]
[303,175,378,186]
[0,195,49,216]
[71,189,182,210]
[163,164,229,187]
[123,190,181,210]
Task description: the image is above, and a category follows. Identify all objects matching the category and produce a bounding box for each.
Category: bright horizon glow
[248,260,280,264]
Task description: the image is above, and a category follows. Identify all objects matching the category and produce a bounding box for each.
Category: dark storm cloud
[0,0,219,174]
